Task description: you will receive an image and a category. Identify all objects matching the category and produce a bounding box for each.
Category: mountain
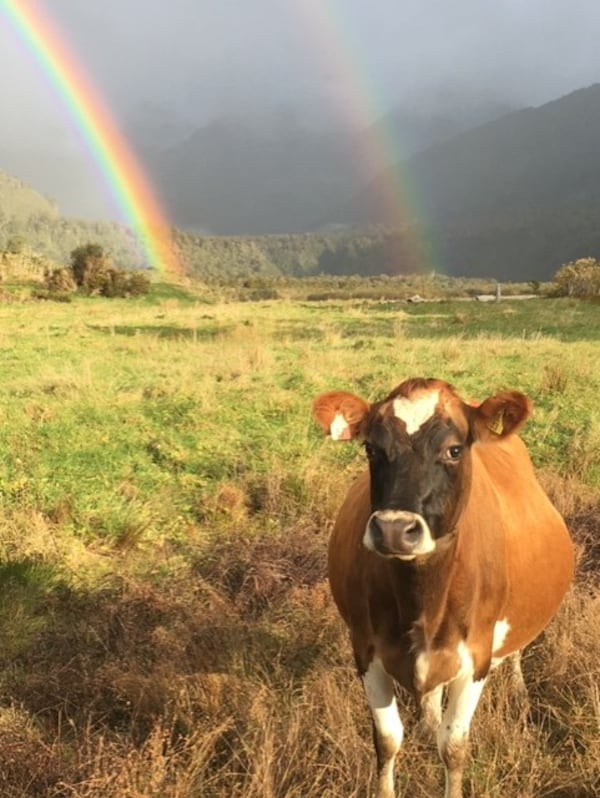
[360,94,514,164]
[4,85,600,282]
[149,98,514,237]
[0,171,59,224]
[153,115,366,235]
[336,84,600,278]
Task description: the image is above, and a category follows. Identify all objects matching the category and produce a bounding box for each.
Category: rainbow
[1,0,179,275]
[295,1,435,273]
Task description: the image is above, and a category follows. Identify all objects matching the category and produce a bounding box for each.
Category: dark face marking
[364,408,470,543]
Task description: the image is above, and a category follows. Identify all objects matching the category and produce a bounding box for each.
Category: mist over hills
[150,95,515,236]
[1,85,600,281]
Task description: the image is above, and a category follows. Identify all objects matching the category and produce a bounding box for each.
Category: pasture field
[0,285,598,797]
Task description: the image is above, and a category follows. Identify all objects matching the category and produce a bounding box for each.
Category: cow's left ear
[312,391,370,441]
[470,391,532,441]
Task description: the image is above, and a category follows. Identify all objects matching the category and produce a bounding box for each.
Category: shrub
[69,241,150,297]
[553,257,600,297]
[70,243,106,287]
[43,267,76,294]
[126,270,151,296]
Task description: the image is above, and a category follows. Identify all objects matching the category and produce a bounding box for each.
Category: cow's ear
[471,391,532,441]
[312,391,370,441]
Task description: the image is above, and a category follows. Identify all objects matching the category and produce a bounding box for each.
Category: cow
[312,377,574,798]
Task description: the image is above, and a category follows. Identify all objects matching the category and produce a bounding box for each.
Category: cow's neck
[415,539,462,640]
[391,535,466,658]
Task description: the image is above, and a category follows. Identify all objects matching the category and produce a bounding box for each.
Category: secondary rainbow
[295,0,435,272]
[1,0,178,274]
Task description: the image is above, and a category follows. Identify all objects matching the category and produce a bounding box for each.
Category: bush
[44,267,76,294]
[70,243,106,288]
[126,270,151,297]
[69,242,150,298]
[553,257,600,297]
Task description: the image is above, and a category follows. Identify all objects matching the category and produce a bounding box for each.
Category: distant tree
[70,242,107,287]
[5,235,26,255]
[553,257,600,297]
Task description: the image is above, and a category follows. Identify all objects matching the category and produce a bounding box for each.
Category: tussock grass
[0,288,597,795]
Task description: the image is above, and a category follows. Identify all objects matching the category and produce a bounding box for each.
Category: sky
[1,0,600,223]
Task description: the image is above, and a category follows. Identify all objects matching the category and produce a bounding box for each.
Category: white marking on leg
[362,657,403,798]
[393,390,440,434]
[437,647,486,798]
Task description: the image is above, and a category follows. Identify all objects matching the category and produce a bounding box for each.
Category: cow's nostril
[369,516,384,545]
[403,524,421,544]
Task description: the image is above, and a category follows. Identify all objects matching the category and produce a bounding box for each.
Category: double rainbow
[1,0,179,275]
[2,1,432,277]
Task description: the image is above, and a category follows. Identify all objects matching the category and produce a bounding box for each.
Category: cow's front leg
[437,672,486,798]
[420,683,443,737]
[362,657,403,798]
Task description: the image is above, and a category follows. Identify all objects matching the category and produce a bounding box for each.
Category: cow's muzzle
[363,510,435,559]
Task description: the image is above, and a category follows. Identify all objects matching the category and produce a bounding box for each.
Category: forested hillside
[333,85,600,278]
[3,85,600,281]
[0,205,589,282]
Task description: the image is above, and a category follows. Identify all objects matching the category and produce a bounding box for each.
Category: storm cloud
[1,0,600,223]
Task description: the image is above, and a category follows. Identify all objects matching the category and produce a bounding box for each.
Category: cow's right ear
[312,391,370,441]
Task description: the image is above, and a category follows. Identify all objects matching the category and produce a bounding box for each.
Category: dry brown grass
[0,498,597,797]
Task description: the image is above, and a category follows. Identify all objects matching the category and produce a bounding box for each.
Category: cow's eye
[445,445,463,461]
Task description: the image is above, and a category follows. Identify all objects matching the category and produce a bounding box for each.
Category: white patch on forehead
[393,390,440,434]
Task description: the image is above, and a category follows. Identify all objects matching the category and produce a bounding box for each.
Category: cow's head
[313,378,531,561]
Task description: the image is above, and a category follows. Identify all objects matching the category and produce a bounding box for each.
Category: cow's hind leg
[362,657,403,798]
[509,650,529,706]
[437,673,486,798]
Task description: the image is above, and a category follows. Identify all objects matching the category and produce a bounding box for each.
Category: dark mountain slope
[342,84,600,226]
[329,85,600,278]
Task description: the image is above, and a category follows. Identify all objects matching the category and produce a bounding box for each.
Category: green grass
[0,286,597,796]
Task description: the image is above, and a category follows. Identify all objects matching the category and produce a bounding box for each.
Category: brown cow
[312,378,574,798]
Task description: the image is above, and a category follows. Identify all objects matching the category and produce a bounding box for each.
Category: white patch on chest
[490,618,511,668]
[492,619,511,654]
[393,390,440,434]
[414,641,474,693]
[456,642,474,678]
[414,651,430,691]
